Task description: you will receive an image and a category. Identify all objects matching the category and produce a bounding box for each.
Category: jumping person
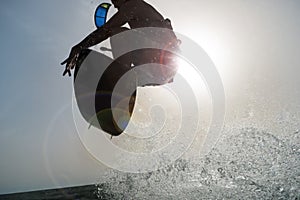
[61,0,179,77]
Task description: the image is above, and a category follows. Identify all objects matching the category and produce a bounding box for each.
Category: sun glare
[179,29,231,83]
[176,57,208,96]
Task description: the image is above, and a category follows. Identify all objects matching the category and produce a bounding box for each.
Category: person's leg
[131,49,179,86]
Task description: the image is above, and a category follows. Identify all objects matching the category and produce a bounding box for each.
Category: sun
[177,28,232,85]
[175,56,209,98]
[176,57,203,86]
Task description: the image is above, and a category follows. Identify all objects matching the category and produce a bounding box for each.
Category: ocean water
[1,126,299,200]
[94,127,300,200]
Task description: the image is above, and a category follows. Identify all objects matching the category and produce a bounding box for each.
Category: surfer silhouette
[61,0,180,136]
[61,0,179,76]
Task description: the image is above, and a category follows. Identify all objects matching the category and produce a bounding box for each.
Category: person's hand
[61,45,82,76]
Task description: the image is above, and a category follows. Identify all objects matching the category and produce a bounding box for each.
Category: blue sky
[0,0,105,194]
[0,0,299,195]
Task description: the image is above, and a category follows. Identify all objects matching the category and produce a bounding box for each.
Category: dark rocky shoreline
[0,185,98,200]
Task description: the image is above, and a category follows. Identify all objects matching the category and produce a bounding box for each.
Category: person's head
[111,0,127,9]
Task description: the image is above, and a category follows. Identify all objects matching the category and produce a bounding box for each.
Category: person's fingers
[63,69,71,77]
[63,63,72,76]
[62,51,80,76]
[63,68,68,76]
[61,58,69,65]
[70,54,79,70]
[71,62,77,70]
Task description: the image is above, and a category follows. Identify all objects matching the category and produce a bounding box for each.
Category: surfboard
[73,49,136,136]
[73,47,178,136]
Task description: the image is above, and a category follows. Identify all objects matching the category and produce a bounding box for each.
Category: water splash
[95,127,299,199]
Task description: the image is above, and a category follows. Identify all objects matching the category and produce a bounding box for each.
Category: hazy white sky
[0,0,299,194]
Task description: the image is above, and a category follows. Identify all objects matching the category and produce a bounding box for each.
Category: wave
[95,127,300,199]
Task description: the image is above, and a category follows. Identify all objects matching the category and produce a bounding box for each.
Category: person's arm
[62,7,132,76]
[78,9,131,49]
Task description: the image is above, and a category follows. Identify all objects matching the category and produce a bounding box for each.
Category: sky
[0,0,300,195]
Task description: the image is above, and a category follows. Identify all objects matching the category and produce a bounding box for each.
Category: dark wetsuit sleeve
[78,7,133,49]
[103,5,132,30]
